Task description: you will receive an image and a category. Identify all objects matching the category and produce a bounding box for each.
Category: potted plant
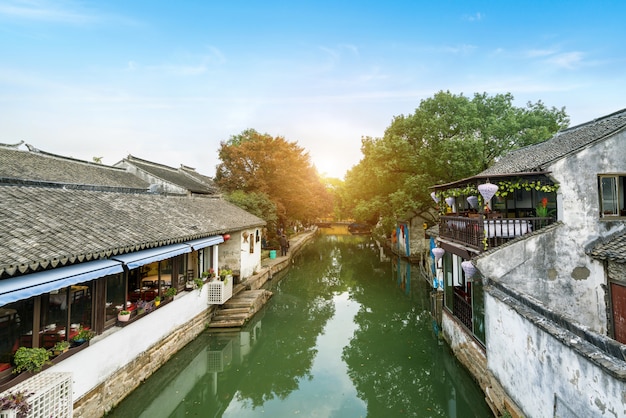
[134,300,148,315]
[12,347,51,374]
[71,328,95,346]
[164,287,177,299]
[117,310,131,322]
[51,341,70,356]
[219,268,232,280]
[154,296,161,307]
[0,390,32,418]
[193,277,204,290]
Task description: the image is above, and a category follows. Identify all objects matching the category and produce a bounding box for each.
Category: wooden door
[611,282,626,344]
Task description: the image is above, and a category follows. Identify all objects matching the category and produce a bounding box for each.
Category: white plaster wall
[218,229,262,279]
[441,310,484,354]
[238,228,262,278]
[47,286,210,401]
[485,292,626,418]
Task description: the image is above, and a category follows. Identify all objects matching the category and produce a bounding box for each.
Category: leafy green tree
[215,129,331,234]
[224,190,278,231]
[340,91,568,234]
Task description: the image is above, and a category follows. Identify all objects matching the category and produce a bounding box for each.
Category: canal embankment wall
[67,229,317,417]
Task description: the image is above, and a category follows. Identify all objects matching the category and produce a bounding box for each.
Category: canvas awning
[111,243,192,270]
[0,259,123,306]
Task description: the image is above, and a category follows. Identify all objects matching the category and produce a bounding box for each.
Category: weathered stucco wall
[441,311,524,417]
[485,288,626,418]
[477,132,626,334]
[476,227,608,333]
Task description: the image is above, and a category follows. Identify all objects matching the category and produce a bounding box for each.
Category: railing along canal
[440,215,554,251]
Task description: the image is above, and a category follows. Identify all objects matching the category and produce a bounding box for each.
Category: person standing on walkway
[280,234,289,256]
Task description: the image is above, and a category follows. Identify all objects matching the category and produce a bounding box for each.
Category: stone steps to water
[219,307,251,315]
[208,289,273,329]
[207,230,316,330]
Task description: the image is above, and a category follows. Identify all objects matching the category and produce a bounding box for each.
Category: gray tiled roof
[589,231,626,264]
[122,156,218,194]
[481,108,626,175]
[0,185,265,277]
[0,145,149,190]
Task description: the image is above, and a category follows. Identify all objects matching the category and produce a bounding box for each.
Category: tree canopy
[339,91,569,233]
[215,129,332,235]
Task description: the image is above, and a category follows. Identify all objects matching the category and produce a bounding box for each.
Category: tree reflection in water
[109,234,492,418]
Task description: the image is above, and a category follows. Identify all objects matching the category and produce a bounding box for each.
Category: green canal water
[108,234,492,417]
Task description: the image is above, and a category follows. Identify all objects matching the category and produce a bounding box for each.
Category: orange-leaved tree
[215,129,332,236]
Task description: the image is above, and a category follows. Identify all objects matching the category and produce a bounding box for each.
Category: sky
[1,1,625,180]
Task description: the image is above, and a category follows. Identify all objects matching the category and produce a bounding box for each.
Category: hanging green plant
[439,184,479,199]
[495,179,559,198]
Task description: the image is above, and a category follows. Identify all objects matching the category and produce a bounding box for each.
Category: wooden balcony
[439,214,555,251]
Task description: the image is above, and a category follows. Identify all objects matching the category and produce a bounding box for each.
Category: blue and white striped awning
[111,243,192,270]
[185,235,224,250]
[1,238,227,306]
[0,259,123,306]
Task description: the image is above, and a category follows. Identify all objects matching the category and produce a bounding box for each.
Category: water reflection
[109,234,492,417]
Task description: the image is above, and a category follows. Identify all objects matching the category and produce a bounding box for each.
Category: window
[599,175,626,217]
[105,274,125,327]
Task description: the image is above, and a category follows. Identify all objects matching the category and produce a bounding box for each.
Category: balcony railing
[440,215,555,251]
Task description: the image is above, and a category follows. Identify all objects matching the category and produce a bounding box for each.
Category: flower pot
[117,313,131,322]
[52,347,68,356]
[154,300,160,307]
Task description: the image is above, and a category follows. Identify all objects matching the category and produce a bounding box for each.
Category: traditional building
[429,109,626,417]
[114,154,219,196]
[0,144,265,416]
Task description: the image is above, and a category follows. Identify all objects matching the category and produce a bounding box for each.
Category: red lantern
[222,234,230,241]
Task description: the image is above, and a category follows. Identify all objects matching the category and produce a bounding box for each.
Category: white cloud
[443,44,478,55]
[523,48,585,69]
[464,12,484,22]
[0,0,94,23]
[545,51,584,69]
[0,0,139,26]
[526,48,557,58]
[138,47,227,77]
